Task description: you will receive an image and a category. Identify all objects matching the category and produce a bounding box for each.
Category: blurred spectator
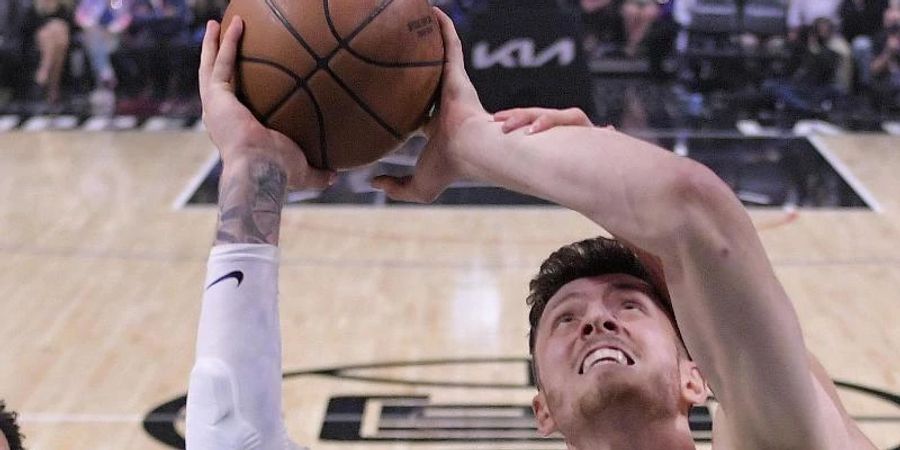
[189,0,226,37]
[579,0,624,55]
[75,0,132,113]
[164,0,227,114]
[762,17,842,112]
[120,0,192,107]
[787,0,853,92]
[840,0,889,88]
[579,0,675,70]
[22,0,74,104]
[432,0,490,35]
[0,400,25,450]
[870,2,900,108]
[621,0,661,57]
[788,0,842,35]
[1,0,24,99]
[740,0,789,57]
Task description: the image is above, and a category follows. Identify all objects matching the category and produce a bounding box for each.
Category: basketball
[220,0,444,170]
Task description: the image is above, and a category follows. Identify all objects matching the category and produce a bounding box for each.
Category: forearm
[456,113,834,444]
[187,244,288,447]
[453,116,696,250]
[214,156,287,246]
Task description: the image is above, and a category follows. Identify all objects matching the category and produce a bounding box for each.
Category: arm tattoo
[214,159,287,246]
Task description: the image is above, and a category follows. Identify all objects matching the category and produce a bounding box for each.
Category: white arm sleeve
[186,244,305,450]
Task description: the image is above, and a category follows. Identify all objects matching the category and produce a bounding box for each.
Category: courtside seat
[688,0,739,34]
[743,0,787,37]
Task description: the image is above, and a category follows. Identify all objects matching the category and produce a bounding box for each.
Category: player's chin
[579,374,642,408]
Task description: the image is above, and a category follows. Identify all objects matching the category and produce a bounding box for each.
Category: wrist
[215,156,288,246]
[221,151,286,182]
[448,112,494,178]
[218,156,289,214]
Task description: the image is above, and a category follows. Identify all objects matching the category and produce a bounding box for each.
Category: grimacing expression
[532,274,690,436]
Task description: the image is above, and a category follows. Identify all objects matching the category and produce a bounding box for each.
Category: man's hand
[493,107,594,135]
[371,8,490,203]
[201,18,335,245]
[200,18,333,191]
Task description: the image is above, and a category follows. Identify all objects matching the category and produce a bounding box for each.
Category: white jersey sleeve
[186,244,306,450]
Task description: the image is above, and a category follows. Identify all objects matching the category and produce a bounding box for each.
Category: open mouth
[579,347,635,374]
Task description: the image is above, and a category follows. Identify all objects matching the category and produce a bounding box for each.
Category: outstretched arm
[186,17,328,450]
[497,108,878,450]
[375,10,868,449]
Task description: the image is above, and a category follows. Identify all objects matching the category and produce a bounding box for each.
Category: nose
[580,318,619,337]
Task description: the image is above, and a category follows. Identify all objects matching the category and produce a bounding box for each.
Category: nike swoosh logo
[206,270,244,289]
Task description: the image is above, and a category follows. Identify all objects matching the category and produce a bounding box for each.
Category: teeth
[581,347,628,373]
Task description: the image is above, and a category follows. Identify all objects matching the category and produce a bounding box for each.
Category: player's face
[531,274,687,436]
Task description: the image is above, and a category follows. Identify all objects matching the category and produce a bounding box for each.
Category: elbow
[669,159,735,208]
[653,159,743,249]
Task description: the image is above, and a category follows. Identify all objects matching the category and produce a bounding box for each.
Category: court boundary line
[171,151,221,210]
[807,135,884,213]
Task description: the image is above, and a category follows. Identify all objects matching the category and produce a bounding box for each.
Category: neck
[564,410,695,450]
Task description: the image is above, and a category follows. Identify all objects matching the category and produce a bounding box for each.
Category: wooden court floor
[0,131,898,449]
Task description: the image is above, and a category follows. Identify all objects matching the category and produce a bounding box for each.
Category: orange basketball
[221,0,444,170]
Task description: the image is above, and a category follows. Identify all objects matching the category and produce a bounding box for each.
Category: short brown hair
[527,236,676,356]
[0,400,25,450]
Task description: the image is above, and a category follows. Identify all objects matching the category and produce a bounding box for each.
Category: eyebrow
[542,278,659,321]
[542,291,583,319]
[609,280,656,298]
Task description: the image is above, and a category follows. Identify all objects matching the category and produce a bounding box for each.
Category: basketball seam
[241,56,330,169]
[322,0,444,68]
[263,0,322,62]
[316,0,405,139]
[322,66,403,139]
[258,0,336,167]
[259,0,439,166]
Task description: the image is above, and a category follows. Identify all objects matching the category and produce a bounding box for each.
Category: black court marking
[144,357,900,449]
[182,136,872,208]
[256,0,436,167]
[322,0,444,69]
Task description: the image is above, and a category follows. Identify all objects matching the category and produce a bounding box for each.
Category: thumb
[432,7,473,99]
[432,8,464,70]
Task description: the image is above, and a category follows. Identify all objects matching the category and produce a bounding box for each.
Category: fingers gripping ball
[221,0,444,170]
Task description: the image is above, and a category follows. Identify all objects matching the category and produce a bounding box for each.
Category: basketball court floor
[0,130,898,449]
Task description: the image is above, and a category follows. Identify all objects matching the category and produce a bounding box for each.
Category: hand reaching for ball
[199,18,335,191]
[370,11,601,204]
[371,7,490,203]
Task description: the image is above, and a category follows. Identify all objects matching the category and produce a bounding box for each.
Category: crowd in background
[1,0,899,119]
[569,0,900,114]
[0,0,225,114]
